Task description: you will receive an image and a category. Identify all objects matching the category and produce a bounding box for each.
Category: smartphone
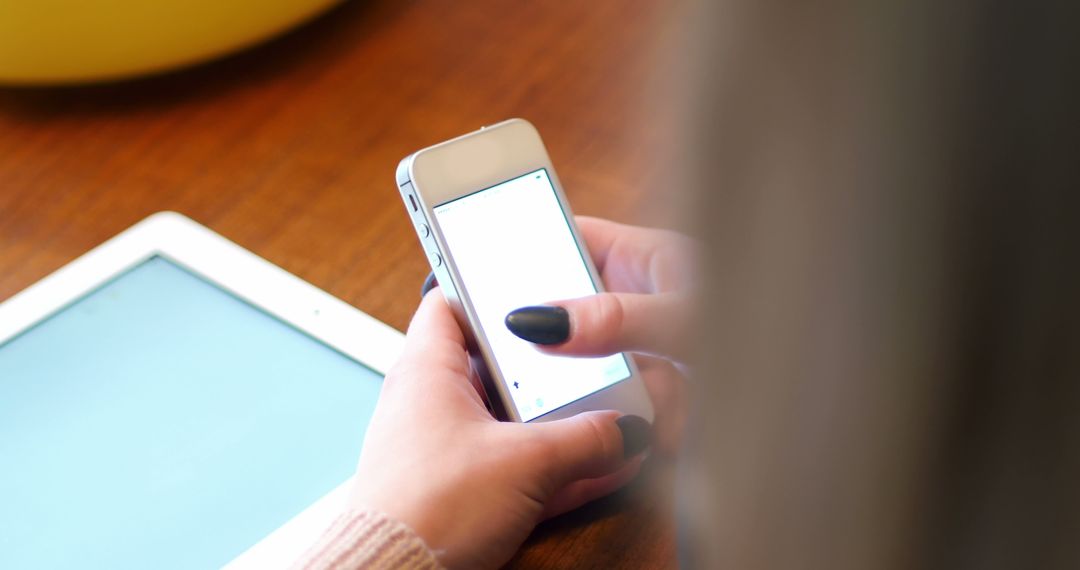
[395,119,654,423]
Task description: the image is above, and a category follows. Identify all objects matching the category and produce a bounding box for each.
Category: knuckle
[589,293,626,352]
[532,430,564,463]
[581,413,621,465]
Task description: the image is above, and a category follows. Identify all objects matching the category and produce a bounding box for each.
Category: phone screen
[433,169,631,421]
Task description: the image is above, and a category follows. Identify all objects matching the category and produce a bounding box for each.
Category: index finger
[383,290,488,413]
[575,216,696,294]
[393,289,470,381]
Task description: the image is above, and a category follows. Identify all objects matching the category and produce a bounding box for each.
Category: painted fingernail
[616,415,653,458]
[420,272,438,298]
[504,306,570,345]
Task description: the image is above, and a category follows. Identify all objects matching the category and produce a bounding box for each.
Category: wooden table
[0,1,681,567]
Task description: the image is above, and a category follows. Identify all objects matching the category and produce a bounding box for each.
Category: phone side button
[429,251,443,267]
[417,222,431,239]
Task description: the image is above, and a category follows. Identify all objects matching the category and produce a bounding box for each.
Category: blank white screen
[433,169,630,421]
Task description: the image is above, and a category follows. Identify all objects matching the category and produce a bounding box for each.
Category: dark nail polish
[420,272,438,298]
[615,415,653,458]
[505,306,570,345]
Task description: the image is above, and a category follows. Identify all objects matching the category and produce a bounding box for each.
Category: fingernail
[615,415,653,458]
[420,272,438,298]
[504,306,570,345]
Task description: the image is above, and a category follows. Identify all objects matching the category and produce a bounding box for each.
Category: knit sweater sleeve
[291,509,443,570]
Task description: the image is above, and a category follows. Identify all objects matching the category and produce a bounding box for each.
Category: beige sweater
[292,510,442,570]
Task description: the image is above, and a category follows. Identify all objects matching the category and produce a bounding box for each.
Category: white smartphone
[396,118,654,423]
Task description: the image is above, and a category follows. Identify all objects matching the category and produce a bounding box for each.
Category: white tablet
[0,212,404,569]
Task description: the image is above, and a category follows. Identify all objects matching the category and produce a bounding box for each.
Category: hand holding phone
[349,292,652,569]
[504,215,695,452]
[396,119,654,423]
[505,215,696,363]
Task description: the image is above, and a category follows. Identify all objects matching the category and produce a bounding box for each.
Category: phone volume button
[428,251,443,267]
[417,222,431,238]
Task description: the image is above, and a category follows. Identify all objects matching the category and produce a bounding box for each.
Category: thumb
[505,291,691,362]
[534,411,652,486]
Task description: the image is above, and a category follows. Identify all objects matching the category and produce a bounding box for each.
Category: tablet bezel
[0,211,404,568]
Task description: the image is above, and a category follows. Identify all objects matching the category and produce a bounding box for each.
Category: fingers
[540,459,643,519]
[386,289,486,412]
[402,288,466,358]
[506,291,691,362]
[534,411,652,487]
[636,355,687,455]
[575,216,697,294]
[573,216,622,275]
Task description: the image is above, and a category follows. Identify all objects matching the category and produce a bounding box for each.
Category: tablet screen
[0,256,382,569]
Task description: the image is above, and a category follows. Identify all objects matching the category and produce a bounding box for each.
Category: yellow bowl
[0,0,342,85]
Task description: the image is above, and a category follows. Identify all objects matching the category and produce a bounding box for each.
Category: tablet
[0,212,404,569]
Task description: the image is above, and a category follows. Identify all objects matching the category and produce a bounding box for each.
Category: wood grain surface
[0,1,682,567]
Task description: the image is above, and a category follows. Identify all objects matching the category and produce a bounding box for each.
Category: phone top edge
[409,119,538,178]
[406,119,551,208]
[395,154,415,187]
[417,118,534,155]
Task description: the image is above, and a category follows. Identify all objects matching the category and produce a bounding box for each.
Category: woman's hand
[505,216,696,453]
[348,291,652,570]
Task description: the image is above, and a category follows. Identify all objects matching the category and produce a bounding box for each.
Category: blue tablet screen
[0,256,383,569]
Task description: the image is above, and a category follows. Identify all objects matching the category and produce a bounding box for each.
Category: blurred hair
[681,0,1079,568]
